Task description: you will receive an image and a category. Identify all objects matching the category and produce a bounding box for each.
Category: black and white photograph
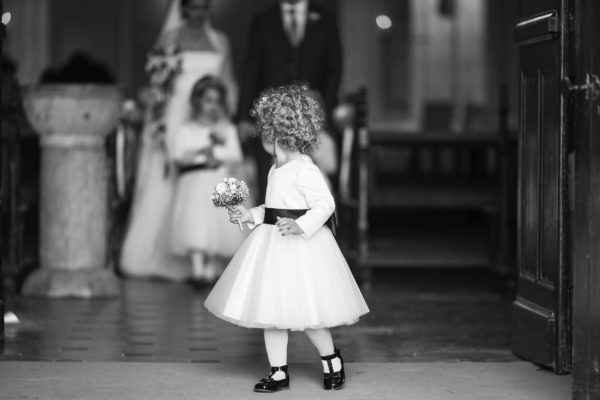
[0,0,599,399]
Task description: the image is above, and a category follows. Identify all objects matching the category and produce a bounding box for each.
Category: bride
[120,0,238,281]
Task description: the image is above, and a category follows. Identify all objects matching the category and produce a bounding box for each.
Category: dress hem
[204,302,369,331]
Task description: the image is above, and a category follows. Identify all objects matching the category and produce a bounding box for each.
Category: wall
[4,0,50,85]
[4,0,335,95]
[486,0,520,131]
[117,0,335,94]
[339,0,518,132]
[4,0,515,129]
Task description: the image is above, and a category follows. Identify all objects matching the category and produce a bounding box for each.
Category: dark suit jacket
[237,3,342,122]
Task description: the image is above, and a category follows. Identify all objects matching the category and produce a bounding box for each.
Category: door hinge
[561,74,600,100]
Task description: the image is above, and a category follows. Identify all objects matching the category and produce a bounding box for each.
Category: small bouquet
[211,177,250,232]
[144,43,182,144]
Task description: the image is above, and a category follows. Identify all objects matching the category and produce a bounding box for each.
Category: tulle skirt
[170,167,246,256]
[204,224,370,331]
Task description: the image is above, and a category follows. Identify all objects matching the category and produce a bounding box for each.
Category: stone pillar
[21,85,122,297]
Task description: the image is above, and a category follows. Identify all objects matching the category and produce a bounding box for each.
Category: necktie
[287,8,299,46]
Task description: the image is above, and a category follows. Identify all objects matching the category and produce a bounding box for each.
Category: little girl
[204,84,369,392]
[170,75,244,284]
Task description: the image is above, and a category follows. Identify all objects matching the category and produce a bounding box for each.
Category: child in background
[170,75,244,284]
[204,84,369,392]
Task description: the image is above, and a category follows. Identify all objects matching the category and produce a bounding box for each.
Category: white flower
[231,184,237,190]
[216,182,227,194]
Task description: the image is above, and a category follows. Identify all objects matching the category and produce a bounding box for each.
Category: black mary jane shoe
[321,348,345,390]
[253,366,290,393]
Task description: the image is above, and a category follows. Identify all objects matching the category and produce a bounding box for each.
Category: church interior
[1,0,598,398]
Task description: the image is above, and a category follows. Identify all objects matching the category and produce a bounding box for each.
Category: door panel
[512,0,570,373]
[540,64,560,285]
[521,68,540,281]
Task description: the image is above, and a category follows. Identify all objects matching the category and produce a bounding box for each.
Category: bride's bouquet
[144,43,182,144]
[211,177,250,232]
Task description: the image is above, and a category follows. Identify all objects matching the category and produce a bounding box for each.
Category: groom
[237,0,343,202]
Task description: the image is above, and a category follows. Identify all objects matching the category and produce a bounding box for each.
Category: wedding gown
[120,48,237,281]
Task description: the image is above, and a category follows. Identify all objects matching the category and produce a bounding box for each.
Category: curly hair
[250,83,326,154]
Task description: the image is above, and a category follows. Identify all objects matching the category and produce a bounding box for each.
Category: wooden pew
[338,89,515,290]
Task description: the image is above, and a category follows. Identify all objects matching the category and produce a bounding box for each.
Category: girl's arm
[185,147,216,165]
[295,164,336,238]
[212,124,243,163]
[228,205,265,228]
[247,205,265,228]
[169,126,187,161]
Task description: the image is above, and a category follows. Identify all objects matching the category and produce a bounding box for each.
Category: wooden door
[571,0,600,397]
[512,0,571,374]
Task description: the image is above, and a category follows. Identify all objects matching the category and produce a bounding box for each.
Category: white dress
[204,155,369,331]
[120,44,237,281]
[170,121,245,256]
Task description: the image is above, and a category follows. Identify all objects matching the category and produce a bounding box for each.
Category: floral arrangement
[144,43,182,144]
[211,177,250,232]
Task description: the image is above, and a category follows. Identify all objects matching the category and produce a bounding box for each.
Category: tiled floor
[1,269,518,363]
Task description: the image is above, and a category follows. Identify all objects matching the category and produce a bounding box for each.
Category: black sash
[263,207,336,236]
[177,164,211,175]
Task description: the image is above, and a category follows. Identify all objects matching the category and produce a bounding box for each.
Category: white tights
[191,252,218,281]
[263,328,342,380]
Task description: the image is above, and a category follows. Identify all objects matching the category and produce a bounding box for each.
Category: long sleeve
[218,34,239,116]
[295,164,335,238]
[247,205,266,229]
[236,16,263,122]
[323,16,343,117]
[212,124,243,163]
[323,13,342,119]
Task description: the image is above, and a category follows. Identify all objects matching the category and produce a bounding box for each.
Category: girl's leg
[264,329,289,380]
[191,251,206,279]
[304,328,342,372]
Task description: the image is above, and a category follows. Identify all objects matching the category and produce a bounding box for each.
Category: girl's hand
[181,150,198,163]
[209,131,226,146]
[276,217,304,236]
[204,148,222,169]
[227,205,253,224]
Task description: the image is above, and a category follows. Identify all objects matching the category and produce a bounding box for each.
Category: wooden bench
[338,89,515,290]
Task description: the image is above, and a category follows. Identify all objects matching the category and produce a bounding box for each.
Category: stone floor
[2,269,517,363]
[1,269,573,399]
[0,361,571,400]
